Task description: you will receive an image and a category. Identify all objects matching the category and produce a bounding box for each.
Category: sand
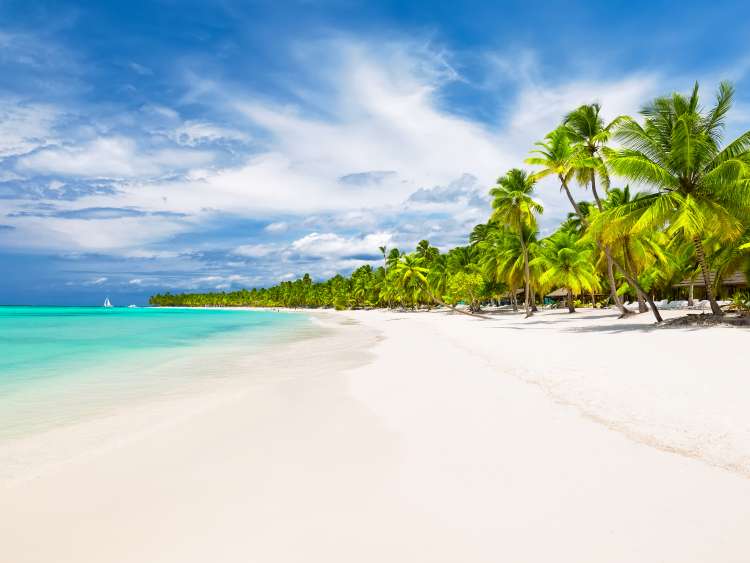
[1,308,749,562]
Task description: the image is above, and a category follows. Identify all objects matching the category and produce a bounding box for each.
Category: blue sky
[1,0,749,305]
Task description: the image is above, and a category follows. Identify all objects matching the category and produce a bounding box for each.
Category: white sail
[103,297,113,308]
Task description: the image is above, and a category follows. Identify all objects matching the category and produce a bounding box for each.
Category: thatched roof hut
[545,288,569,299]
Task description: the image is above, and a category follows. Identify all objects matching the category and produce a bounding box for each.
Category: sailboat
[103,297,113,308]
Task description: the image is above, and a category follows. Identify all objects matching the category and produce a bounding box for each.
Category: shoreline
[2,308,750,561]
[0,311,372,484]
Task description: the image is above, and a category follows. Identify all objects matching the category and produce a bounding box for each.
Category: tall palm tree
[527,127,663,322]
[532,230,601,313]
[489,169,543,317]
[606,81,750,315]
[379,245,391,308]
[564,104,644,311]
[563,103,627,208]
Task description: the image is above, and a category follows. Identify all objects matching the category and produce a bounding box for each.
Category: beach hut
[544,287,568,305]
[672,271,748,301]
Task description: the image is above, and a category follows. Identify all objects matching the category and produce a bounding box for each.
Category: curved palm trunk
[605,253,629,314]
[382,254,392,310]
[423,286,488,319]
[590,171,604,211]
[694,236,723,315]
[560,177,662,323]
[561,176,628,315]
[609,253,663,322]
[590,174,630,314]
[530,288,538,312]
[624,247,648,313]
[566,288,575,313]
[600,253,626,308]
[520,236,532,318]
[594,173,652,317]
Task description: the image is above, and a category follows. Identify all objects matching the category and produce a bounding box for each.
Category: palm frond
[607,150,677,189]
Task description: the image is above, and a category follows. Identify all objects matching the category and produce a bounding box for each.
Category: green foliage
[447,271,485,308]
[151,81,750,315]
[729,292,750,313]
[532,230,601,295]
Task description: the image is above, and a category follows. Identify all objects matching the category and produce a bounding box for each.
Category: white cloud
[290,231,392,258]
[232,243,276,257]
[264,221,288,233]
[16,137,215,179]
[120,40,655,228]
[0,100,59,158]
[0,35,684,285]
[0,214,188,252]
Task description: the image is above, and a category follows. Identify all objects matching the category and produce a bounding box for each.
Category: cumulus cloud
[0,33,682,291]
[290,231,392,259]
[405,174,488,209]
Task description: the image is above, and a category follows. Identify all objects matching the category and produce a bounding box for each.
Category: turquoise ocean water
[0,307,312,441]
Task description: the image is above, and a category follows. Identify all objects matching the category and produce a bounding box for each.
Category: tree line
[150,82,750,322]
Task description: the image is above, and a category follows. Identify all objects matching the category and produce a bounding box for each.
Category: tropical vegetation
[151,82,750,322]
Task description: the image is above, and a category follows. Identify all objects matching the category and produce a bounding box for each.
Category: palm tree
[379,245,391,308]
[478,228,525,311]
[589,186,670,312]
[415,239,439,264]
[606,81,750,315]
[427,254,451,302]
[469,222,494,245]
[489,169,543,317]
[527,127,663,322]
[532,230,601,313]
[392,254,486,318]
[564,104,647,311]
[563,103,626,208]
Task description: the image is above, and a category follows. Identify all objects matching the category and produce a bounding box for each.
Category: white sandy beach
[2,308,750,562]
